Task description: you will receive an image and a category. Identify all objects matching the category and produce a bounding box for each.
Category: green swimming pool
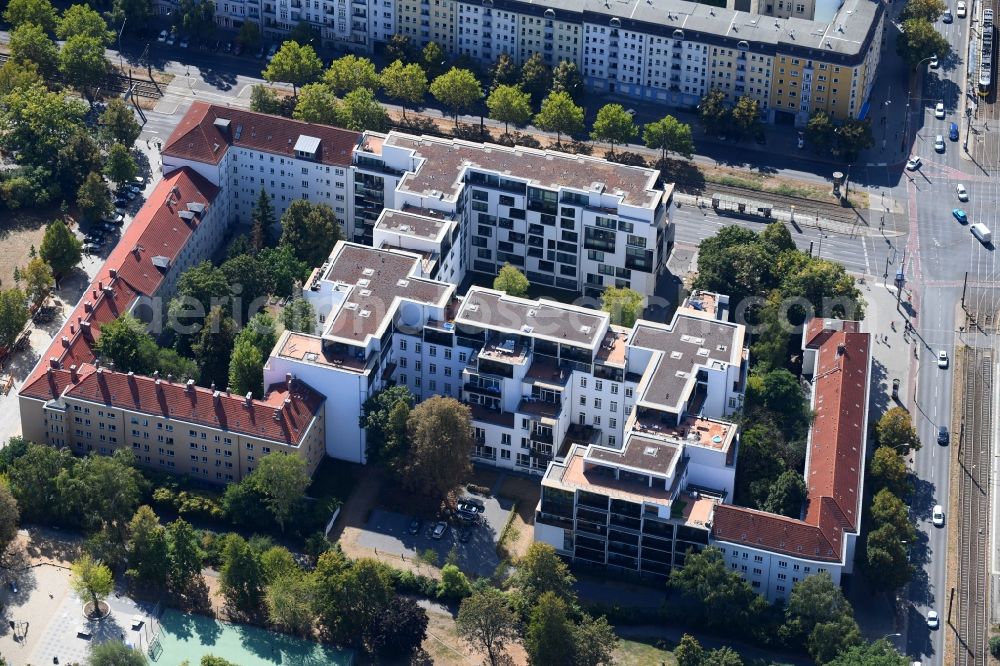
[151,608,353,665]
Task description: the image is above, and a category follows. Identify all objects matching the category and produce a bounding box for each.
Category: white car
[930,55,940,69]
[906,156,922,170]
[934,134,945,152]
[166,32,176,46]
[927,610,940,629]
[935,102,946,118]
[957,184,969,201]
[932,504,945,526]
[938,350,949,368]
[157,30,168,42]
[958,0,967,16]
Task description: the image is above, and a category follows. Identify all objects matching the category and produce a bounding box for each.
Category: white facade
[716,542,841,602]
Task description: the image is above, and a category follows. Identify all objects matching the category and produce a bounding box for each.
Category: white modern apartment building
[533,314,871,603]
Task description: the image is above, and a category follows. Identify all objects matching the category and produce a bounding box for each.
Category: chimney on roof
[245,391,253,407]
[103,286,113,297]
[98,281,103,291]
[186,379,195,391]
[213,390,221,404]
[84,301,93,313]
[837,342,846,356]
[109,268,117,279]
[81,321,91,335]
[70,365,78,383]
[61,336,69,348]
[49,358,59,369]
[283,397,291,410]
[210,382,216,391]
[70,324,75,335]
[226,386,231,395]
[273,409,281,421]
[167,374,173,382]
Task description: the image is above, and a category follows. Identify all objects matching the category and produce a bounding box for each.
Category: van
[972,222,992,244]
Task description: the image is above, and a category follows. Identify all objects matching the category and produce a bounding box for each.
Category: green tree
[763,470,807,518]
[71,554,114,613]
[8,23,59,78]
[534,91,584,145]
[786,570,858,637]
[262,41,323,95]
[902,0,946,22]
[126,506,169,589]
[675,634,705,666]
[806,614,863,664]
[644,114,695,161]
[281,297,316,334]
[0,288,29,351]
[237,20,262,49]
[259,245,308,298]
[193,306,237,389]
[438,563,472,599]
[39,219,82,276]
[989,636,1000,660]
[876,407,921,454]
[87,641,148,666]
[385,33,415,63]
[246,453,311,532]
[487,84,532,135]
[260,545,299,585]
[315,557,394,649]
[456,587,521,666]
[7,444,71,524]
[730,96,762,140]
[360,385,414,468]
[104,144,139,185]
[401,396,473,498]
[167,518,204,595]
[55,129,103,194]
[526,591,574,664]
[520,53,552,105]
[324,54,379,94]
[380,60,428,118]
[265,571,317,636]
[177,0,216,41]
[21,257,54,306]
[824,639,909,666]
[99,99,143,147]
[57,4,113,43]
[600,286,643,327]
[490,53,518,88]
[572,613,618,666]
[509,542,576,612]
[219,533,265,616]
[221,253,271,323]
[60,450,145,545]
[870,489,916,540]
[93,313,156,374]
[236,312,278,359]
[668,547,766,631]
[698,88,731,136]
[77,171,113,221]
[0,85,87,166]
[108,0,153,35]
[430,67,483,126]
[703,647,744,666]
[0,59,44,97]
[280,199,344,267]
[228,338,264,399]
[60,35,109,101]
[897,19,950,68]
[592,103,638,156]
[0,484,20,556]
[869,446,910,497]
[552,60,584,101]
[865,524,914,593]
[745,368,810,439]
[251,189,276,250]
[805,110,836,153]
[250,84,286,115]
[493,263,530,297]
[422,41,447,79]
[4,0,57,32]
[292,82,340,124]
[734,421,787,508]
[338,87,391,132]
[287,20,318,45]
[834,119,875,161]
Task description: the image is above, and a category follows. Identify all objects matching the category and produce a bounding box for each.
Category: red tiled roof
[20,368,75,401]
[162,101,361,167]
[21,169,216,390]
[65,370,323,445]
[713,326,870,564]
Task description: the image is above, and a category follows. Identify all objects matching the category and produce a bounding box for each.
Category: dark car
[949,122,959,141]
[938,425,949,445]
[407,519,421,535]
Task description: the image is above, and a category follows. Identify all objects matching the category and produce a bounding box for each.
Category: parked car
[906,155,922,170]
[958,0,967,15]
[157,30,168,42]
[9,581,17,594]
[938,425,949,445]
[134,175,146,186]
[930,54,940,69]
[942,9,953,22]
[101,222,118,233]
[256,45,266,59]
[166,31,176,46]
[431,522,448,539]
[102,213,124,225]
[179,36,189,48]
[114,196,131,207]
[267,43,278,61]
[932,505,945,526]
[938,350,949,368]
[953,208,968,223]
[934,134,945,152]
[935,101,945,118]
[949,122,959,141]
[927,610,939,629]
[234,42,243,56]
[407,519,421,535]
[84,243,101,254]
[956,184,968,201]
[224,41,233,53]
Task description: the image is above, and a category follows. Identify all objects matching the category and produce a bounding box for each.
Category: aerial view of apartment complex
[19,103,870,610]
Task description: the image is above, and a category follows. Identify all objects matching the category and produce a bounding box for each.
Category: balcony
[518,398,561,421]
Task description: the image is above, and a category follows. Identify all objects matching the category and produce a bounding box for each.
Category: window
[580,377,587,388]
[579,396,586,406]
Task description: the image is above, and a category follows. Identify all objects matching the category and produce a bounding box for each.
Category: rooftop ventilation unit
[363,268,375,276]
[359,310,372,318]
[357,278,371,288]
[397,279,410,287]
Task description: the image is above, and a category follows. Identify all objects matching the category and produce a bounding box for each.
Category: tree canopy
[262,41,323,94]
[601,286,644,327]
[71,554,114,611]
[324,55,379,95]
[486,84,533,134]
[430,68,483,125]
[534,91,584,145]
[456,587,521,666]
[897,19,950,68]
[0,288,30,351]
[280,199,344,267]
[39,219,82,276]
[876,407,921,454]
[668,547,767,631]
[292,83,340,124]
[644,114,696,161]
[4,0,57,33]
[493,263,530,297]
[380,60,428,115]
[360,385,415,469]
[338,87,391,132]
[592,103,638,155]
[401,396,473,498]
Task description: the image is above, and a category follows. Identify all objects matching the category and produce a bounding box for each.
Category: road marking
[862,237,871,274]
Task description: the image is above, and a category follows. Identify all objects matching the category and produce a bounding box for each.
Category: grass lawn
[615,636,678,666]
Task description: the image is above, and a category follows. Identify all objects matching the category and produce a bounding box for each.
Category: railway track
[0,53,162,99]
[955,345,992,666]
[680,181,868,228]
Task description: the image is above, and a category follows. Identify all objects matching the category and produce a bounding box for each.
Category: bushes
[390,568,440,598]
[145,473,225,522]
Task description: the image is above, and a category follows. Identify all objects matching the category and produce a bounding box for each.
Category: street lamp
[118,18,128,70]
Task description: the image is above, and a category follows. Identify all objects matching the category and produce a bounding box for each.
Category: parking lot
[356,494,512,578]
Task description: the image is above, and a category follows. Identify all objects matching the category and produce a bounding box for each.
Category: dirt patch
[495,475,540,562]
[0,208,60,290]
[421,601,527,666]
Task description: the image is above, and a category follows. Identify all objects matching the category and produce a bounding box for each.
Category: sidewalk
[864,282,918,419]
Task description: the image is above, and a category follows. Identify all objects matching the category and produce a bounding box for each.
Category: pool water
[152,608,353,665]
